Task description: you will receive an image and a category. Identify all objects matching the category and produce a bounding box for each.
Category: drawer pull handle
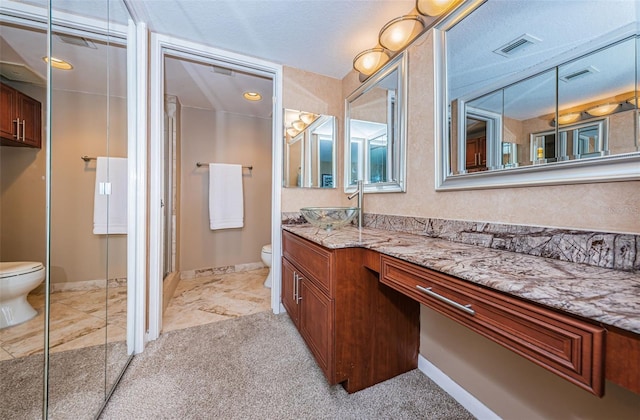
[416,285,475,316]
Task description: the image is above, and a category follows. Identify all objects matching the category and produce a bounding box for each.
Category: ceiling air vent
[0,61,45,84]
[56,34,97,49]
[211,65,233,76]
[559,66,600,83]
[494,34,541,58]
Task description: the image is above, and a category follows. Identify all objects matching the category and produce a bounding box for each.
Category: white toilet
[261,244,272,288]
[0,262,45,329]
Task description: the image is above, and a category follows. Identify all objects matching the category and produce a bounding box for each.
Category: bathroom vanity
[282,230,419,393]
[282,225,640,396]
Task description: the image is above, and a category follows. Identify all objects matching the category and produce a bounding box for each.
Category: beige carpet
[0,340,128,420]
[100,311,474,419]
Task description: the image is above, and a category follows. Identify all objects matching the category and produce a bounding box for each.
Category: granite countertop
[282,224,640,335]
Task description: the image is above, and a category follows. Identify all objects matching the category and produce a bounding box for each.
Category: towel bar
[196,162,253,171]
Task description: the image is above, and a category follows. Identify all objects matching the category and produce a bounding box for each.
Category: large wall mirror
[345,52,407,193]
[283,109,336,188]
[0,0,136,417]
[436,0,640,189]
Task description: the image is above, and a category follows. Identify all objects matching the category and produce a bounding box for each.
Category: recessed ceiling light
[243,91,262,101]
[42,56,73,70]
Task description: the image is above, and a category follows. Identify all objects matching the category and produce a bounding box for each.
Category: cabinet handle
[416,285,475,315]
[293,272,298,302]
[13,119,20,140]
[20,120,26,141]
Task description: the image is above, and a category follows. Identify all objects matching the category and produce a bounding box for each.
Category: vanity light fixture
[378,15,424,52]
[353,48,390,77]
[292,120,306,131]
[586,103,619,117]
[299,112,317,125]
[286,127,299,137]
[243,91,262,101]
[556,112,582,125]
[416,0,459,16]
[42,56,73,70]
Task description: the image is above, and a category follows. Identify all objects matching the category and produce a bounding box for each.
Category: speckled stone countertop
[283,224,640,335]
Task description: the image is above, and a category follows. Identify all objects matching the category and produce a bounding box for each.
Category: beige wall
[1,85,127,285]
[179,108,271,270]
[50,90,128,284]
[281,29,640,417]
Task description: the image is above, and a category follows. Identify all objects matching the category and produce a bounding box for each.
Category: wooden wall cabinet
[1,82,42,148]
[380,255,606,396]
[465,136,486,172]
[282,231,419,393]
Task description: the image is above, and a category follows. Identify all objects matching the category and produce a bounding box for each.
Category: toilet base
[264,270,272,288]
[0,295,38,329]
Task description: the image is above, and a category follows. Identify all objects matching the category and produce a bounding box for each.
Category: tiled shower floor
[0,268,271,360]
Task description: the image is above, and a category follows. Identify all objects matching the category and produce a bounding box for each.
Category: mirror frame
[283,113,337,189]
[434,0,640,190]
[345,52,408,193]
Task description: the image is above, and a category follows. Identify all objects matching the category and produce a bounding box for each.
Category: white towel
[209,163,244,230]
[93,157,128,235]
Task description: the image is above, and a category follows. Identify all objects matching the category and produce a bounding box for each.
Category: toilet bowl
[261,244,272,288]
[0,262,45,329]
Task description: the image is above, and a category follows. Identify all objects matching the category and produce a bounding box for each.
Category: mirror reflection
[441,0,640,187]
[346,53,407,193]
[283,109,336,188]
[0,0,132,417]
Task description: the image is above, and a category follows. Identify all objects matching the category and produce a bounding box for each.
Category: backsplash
[282,212,639,271]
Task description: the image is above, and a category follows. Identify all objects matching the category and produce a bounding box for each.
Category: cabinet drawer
[283,231,332,295]
[381,255,605,396]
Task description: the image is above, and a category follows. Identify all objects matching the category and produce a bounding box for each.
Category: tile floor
[163,267,271,332]
[0,268,271,360]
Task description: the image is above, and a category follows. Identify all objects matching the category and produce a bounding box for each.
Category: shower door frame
[147,33,284,342]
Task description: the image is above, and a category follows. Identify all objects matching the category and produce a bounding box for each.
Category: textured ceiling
[126,0,416,80]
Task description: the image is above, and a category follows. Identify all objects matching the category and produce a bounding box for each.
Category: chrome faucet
[347,180,364,229]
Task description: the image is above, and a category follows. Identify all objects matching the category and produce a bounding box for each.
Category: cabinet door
[281,258,299,326]
[0,84,18,141]
[19,93,42,148]
[465,136,487,172]
[299,277,333,378]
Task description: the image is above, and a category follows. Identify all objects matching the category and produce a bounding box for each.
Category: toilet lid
[262,244,272,254]
[0,262,44,278]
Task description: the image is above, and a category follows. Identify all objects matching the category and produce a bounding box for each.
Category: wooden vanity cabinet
[380,255,605,396]
[0,82,42,148]
[282,230,419,393]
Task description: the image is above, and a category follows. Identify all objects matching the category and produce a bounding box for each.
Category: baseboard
[180,261,265,280]
[418,355,501,420]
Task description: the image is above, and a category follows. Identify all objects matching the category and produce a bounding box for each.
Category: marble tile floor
[0,268,271,361]
[162,267,271,332]
[0,286,127,361]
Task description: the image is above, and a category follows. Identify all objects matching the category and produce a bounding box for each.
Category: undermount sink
[300,207,359,231]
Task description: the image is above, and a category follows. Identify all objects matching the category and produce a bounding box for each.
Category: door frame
[148,33,283,342]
